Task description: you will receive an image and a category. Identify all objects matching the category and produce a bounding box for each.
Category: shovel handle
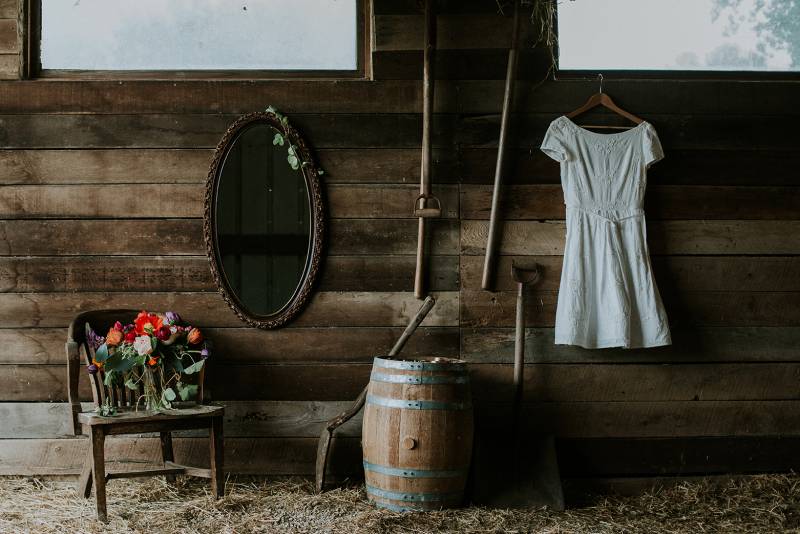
[514,281,525,409]
[481,0,522,291]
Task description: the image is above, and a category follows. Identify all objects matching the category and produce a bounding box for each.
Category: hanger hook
[598,73,604,94]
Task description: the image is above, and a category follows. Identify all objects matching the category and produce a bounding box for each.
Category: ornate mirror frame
[204,109,325,329]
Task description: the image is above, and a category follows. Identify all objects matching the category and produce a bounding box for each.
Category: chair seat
[78,404,224,426]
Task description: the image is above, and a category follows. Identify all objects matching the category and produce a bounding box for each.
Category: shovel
[315,296,437,492]
[470,262,564,510]
[481,0,522,290]
[413,0,441,299]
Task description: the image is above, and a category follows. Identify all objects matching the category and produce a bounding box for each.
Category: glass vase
[142,367,162,412]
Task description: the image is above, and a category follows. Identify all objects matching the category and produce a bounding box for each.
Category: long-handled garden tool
[471,262,564,510]
[481,0,523,290]
[315,296,437,493]
[414,0,441,299]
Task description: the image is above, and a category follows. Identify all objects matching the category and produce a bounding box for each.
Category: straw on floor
[0,474,798,533]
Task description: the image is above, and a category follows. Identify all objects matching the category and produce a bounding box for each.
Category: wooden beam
[460,327,800,363]
[0,255,460,292]
[460,255,800,292]
[461,289,800,327]
[0,290,460,328]
[5,362,800,402]
[0,184,458,219]
[105,466,186,480]
[0,218,459,256]
[460,185,800,221]
[460,220,800,256]
[4,399,800,440]
[0,113,795,150]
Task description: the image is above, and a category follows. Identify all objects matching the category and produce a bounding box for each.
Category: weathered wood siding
[1,0,799,479]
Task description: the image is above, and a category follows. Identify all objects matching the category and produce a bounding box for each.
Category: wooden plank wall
[1,0,800,481]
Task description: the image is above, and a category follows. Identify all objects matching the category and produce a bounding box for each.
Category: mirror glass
[214,123,311,317]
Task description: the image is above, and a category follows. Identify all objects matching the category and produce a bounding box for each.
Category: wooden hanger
[566,74,643,131]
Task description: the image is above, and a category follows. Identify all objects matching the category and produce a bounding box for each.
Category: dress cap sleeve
[642,122,664,168]
[540,119,570,162]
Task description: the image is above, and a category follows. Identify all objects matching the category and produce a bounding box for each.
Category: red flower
[134,311,163,335]
[187,328,203,345]
[155,325,172,341]
[124,331,136,343]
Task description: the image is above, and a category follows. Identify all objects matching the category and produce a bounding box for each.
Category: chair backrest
[66,309,206,434]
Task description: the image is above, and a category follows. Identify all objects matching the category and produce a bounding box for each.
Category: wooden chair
[66,309,225,522]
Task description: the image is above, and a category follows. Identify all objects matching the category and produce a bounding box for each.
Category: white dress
[540,116,671,349]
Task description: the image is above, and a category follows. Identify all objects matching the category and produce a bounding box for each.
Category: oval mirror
[205,110,324,329]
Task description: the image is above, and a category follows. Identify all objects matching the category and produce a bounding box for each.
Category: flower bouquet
[85,311,210,413]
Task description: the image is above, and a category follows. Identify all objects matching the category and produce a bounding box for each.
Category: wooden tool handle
[389,295,436,357]
[481,0,522,290]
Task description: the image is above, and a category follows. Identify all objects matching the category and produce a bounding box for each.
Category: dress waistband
[566,204,644,224]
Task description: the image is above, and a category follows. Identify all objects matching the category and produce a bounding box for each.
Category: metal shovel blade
[470,432,564,510]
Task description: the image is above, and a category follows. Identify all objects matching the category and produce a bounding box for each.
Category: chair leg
[210,416,224,499]
[160,431,176,483]
[76,449,93,498]
[90,426,108,522]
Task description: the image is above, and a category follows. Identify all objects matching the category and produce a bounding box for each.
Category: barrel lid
[373,356,467,371]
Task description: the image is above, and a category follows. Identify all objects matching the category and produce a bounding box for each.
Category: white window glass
[41,0,358,71]
[558,0,799,71]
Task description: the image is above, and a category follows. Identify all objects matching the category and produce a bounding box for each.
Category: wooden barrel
[362,356,474,512]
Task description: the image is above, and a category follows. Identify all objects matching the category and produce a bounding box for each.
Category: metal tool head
[511,261,541,285]
[413,194,442,218]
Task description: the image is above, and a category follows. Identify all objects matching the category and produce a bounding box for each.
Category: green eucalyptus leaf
[103,352,136,374]
[94,344,109,362]
[163,387,176,402]
[124,378,138,391]
[171,356,184,374]
[178,383,199,401]
[288,155,299,170]
[102,370,116,387]
[273,133,285,146]
[183,360,205,375]
[318,169,325,175]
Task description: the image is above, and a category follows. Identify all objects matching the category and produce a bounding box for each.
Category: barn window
[557,0,800,72]
[29,0,364,77]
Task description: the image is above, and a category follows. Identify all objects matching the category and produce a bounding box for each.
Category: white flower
[133,335,153,356]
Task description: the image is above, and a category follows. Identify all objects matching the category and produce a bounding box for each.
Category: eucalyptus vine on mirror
[204,108,325,329]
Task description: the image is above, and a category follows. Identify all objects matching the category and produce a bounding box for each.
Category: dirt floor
[0,474,798,533]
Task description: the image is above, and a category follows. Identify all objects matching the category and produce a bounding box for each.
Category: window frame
[23,0,371,80]
[551,3,800,82]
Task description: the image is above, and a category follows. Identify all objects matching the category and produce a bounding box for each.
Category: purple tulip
[87,364,98,374]
[200,347,210,359]
[165,311,181,325]
[113,321,123,331]
[86,328,105,351]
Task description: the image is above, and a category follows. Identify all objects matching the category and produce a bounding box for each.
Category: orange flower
[147,357,159,367]
[106,328,124,347]
[187,328,203,345]
[91,358,104,370]
[134,311,163,335]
